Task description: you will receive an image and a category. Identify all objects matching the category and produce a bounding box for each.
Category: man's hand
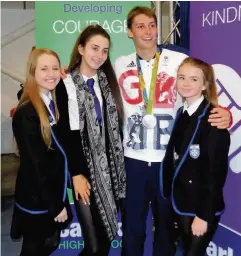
[72,174,91,205]
[191,216,208,237]
[208,107,231,129]
[60,66,68,79]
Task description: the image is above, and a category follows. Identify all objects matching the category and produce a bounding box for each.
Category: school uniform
[160,96,230,255]
[56,76,111,256]
[55,69,126,256]
[11,97,72,255]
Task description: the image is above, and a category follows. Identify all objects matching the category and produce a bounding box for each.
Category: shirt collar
[82,74,98,83]
[40,92,52,106]
[40,92,56,124]
[183,95,205,116]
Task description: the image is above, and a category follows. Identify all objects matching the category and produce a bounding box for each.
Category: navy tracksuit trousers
[121,157,175,256]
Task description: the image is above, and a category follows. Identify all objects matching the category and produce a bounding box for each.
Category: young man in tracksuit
[114,6,231,256]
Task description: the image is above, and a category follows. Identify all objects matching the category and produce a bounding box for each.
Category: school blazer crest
[160,98,230,223]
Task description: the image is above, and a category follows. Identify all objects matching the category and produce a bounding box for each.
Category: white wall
[1,9,35,153]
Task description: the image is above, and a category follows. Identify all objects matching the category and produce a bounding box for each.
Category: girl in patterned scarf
[56,25,126,256]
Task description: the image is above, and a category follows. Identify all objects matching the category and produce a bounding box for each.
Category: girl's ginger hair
[178,57,218,107]
[16,48,61,148]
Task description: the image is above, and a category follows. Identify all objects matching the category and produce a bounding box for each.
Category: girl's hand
[54,207,68,222]
[72,174,91,205]
[191,216,208,236]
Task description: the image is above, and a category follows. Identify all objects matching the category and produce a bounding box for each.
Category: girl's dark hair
[67,25,123,120]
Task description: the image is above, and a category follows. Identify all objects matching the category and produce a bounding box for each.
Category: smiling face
[78,34,109,77]
[35,53,60,95]
[176,63,206,105]
[128,14,158,51]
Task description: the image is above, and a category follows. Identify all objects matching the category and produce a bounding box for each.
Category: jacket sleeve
[197,127,230,223]
[15,109,65,218]
[160,143,174,199]
[55,80,89,178]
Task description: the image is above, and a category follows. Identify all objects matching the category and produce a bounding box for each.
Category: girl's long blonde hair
[16,48,61,148]
[178,57,218,107]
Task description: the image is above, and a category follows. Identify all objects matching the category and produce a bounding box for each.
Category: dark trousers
[121,157,175,256]
[177,215,220,256]
[20,230,60,256]
[75,196,111,256]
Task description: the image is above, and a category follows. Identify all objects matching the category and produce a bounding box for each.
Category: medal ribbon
[136,50,160,115]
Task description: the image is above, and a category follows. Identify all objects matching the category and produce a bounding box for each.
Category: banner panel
[190,2,241,255]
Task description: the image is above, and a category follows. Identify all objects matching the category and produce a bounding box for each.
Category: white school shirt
[183,95,205,116]
[63,73,103,130]
[40,92,56,126]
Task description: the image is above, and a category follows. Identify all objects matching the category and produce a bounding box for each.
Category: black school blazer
[12,102,70,218]
[55,79,89,179]
[160,98,230,223]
